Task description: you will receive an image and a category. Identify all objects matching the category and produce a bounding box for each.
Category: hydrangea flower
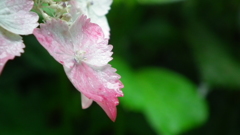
[70,0,112,38]
[0,0,39,74]
[33,15,123,121]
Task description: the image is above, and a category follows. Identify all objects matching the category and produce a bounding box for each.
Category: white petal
[90,0,112,16]
[73,0,111,38]
[0,0,39,35]
[81,93,93,109]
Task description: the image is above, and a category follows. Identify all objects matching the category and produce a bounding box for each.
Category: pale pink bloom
[33,15,123,121]
[0,0,39,74]
[69,0,112,38]
[0,28,25,73]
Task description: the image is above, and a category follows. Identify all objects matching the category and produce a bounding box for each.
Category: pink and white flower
[70,0,112,38]
[33,15,123,121]
[0,0,39,74]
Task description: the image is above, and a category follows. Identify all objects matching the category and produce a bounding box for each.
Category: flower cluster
[0,0,123,121]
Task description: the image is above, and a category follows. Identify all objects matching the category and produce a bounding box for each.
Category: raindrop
[89,1,94,6]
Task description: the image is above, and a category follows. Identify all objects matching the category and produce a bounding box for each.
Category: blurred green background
[0,0,240,134]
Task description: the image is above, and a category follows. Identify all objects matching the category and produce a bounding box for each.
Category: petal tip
[81,94,93,109]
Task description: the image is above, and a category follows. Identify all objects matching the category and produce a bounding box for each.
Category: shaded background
[0,0,240,134]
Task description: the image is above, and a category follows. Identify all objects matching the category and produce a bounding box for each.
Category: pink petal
[70,15,113,67]
[33,19,74,68]
[64,63,123,121]
[0,0,39,35]
[70,15,104,45]
[69,0,110,38]
[91,15,110,38]
[0,28,24,74]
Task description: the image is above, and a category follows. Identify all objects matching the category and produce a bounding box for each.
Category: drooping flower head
[33,14,123,121]
[0,0,123,121]
[0,0,39,74]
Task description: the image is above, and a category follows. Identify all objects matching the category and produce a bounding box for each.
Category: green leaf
[137,0,183,4]
[136,68,208,135]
